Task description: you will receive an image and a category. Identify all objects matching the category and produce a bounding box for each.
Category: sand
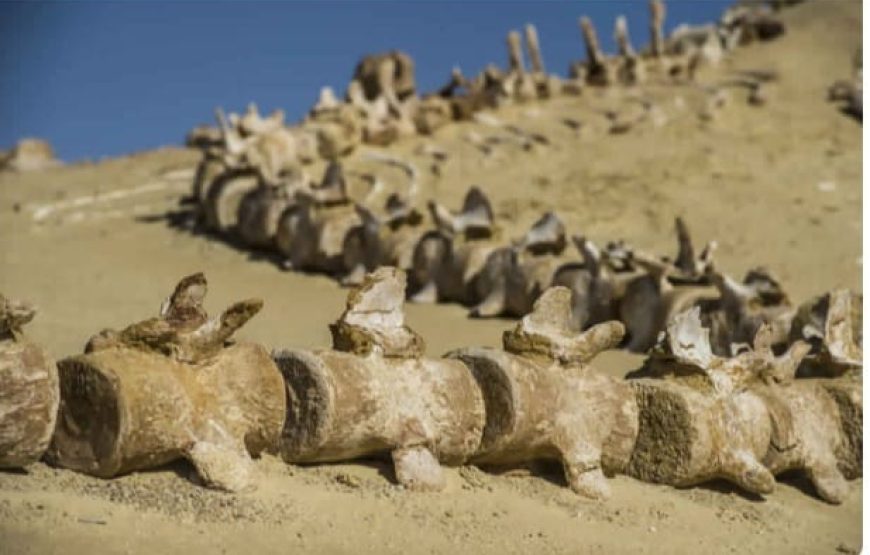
[0,1,862,553]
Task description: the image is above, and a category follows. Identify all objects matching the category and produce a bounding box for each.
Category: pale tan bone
[507,30,526,74]
[340,195,427,286]
[614,16,636,57]
[238,103,286,136]
[408,230,500,305]
[619,250,719,352]
[450,287,636,500]
[352,51,417,115]
[235,171,305,249]
[649,0,666,57]
[215,107,302,185]
[471,212,569,318]
[789,289,863,376]
[428,186,494,238]
[0,138,62,173]
[0,295,58,468]
[524,24,546,74]
[202,168,260,233]
[49,274,285,492]
[703,265,794,356]
[275,268,485,491]
[630,308,861,504]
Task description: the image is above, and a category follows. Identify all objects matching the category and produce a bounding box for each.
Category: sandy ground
[0,1,863,553]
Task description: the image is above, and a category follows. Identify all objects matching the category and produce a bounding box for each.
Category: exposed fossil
[0,295,59,468]
[48,273,285,492]
[628,307,861,504]
[275,268,485,491]
[449,287,636,500]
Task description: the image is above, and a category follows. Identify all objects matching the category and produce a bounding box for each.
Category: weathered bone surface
[449,287,636,500]
[789,289,863,377]
[0,295,59,468]
[48,274,285,492]
[628,308,862,503]
[471,213,570,318]
[275,268,485,491]
[340,196,427,286]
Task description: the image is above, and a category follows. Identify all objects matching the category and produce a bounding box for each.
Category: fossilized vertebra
[449,287,636,500]
[49,273,285,492]
[275,268,485,491]
[0,294,59,468]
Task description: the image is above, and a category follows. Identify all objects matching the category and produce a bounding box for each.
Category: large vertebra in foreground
[47,273,286,492]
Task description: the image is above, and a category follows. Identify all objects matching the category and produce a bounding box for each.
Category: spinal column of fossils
[48,273,286,492]
[448,287,637,500]
[0,294,59,468]
[274,267,485,491]
[627,307,861,504]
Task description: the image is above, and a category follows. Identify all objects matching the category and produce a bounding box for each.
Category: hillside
[0,1,862,553]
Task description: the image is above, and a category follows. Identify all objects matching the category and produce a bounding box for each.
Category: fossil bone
[48,274,285,492]
[275,268,485,491]
[0,295,59,468]
[629,308,861,503]
[449,287,636,500]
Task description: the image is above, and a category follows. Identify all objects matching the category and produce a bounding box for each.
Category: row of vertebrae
[189,154,862,379]
[185,0,788,182]
[1,266,858,504]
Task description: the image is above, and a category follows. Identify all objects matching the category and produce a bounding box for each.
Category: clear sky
[1,1,732,162]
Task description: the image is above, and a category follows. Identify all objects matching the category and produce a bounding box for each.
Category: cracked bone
[789,289,863,376]
[0,295,59,468]
[48,274,285,492]
[275,268,485,491]
[449,287,637,500]
[702,265,795,356]
[618,249,719,352]
[630,308,861,504]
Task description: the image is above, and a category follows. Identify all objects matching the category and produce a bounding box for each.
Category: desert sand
[0,1,862,553]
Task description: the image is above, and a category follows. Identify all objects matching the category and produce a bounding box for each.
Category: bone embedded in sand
[48,274,285,492]
[450,287,638,500]
[629,308,862,503]
[0,295,59,468]
[275,268,485,491]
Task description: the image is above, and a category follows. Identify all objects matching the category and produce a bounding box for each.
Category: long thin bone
[524,24,546,74]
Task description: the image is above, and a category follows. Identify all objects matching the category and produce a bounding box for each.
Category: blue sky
[0,1,732,162]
